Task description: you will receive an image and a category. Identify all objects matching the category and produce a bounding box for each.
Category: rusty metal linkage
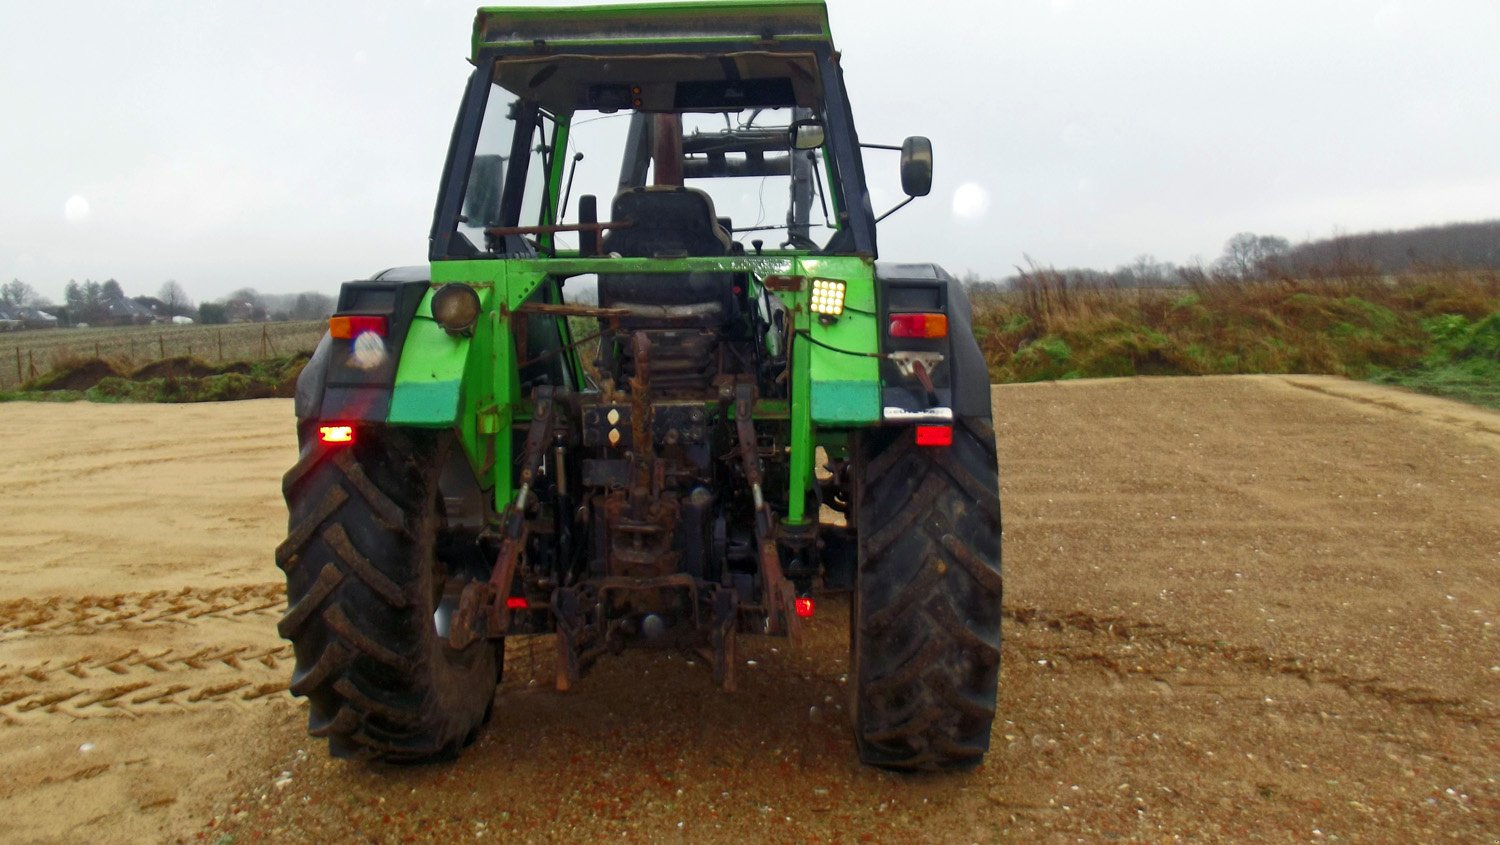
[449,387,562,649]
[484,219,632,238]
[734,381,799,641]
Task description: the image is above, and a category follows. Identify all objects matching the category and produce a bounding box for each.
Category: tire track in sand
[0,584,290,723]
[1003,604,1490,720]
[0,583,283,636]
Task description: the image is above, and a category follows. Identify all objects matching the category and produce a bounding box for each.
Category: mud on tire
[852,416,1003,770]
[277,428,498,762]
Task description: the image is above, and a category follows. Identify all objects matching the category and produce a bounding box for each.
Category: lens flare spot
[951,183,990,222]
[64,196,91,224]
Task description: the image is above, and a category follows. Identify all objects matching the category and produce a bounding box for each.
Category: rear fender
[874,262,991,421]
[292,273,431,423]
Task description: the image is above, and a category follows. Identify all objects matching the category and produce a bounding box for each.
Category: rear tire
[277,428,499,762]
[851,417,1002,770]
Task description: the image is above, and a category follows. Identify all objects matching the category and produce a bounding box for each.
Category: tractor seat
[599,187,735,317]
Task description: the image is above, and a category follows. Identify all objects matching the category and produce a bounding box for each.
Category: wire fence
[2,321,326,390]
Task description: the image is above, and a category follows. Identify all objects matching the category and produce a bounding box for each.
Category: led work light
[809,278,846,319]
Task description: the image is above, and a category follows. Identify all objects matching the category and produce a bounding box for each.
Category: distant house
[96,296,155,326]
[0,305,59,330]
[18,307,59,328]
[132,295,170,322]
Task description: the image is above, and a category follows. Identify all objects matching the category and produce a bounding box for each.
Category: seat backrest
[603,187,732,258]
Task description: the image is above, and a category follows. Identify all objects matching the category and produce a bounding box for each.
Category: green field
[0,321,325,390]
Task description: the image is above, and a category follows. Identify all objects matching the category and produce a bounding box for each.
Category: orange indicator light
[329,315,387,340]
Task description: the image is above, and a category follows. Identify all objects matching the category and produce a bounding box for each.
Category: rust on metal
[515,302,633,319]
[483,220,631,238]
[733,381,799,642]
[760,274,803,291]
[448,387,562,649]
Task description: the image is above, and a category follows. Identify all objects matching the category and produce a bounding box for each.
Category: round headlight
[431,284,481,335]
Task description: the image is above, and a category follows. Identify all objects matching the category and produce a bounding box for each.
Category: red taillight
[794,597,815,618]
[318,425,354,445]
[915,425,953,447]
[329,315,387,339]
[505,596,529,611]
[888,313,948,339]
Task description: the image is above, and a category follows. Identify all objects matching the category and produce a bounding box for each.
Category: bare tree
[227,287,265,308]
[1214,232,1290,280]
[291,292,336,320]
[1176,256,1211,286]
[1129,254,1172,287]
[1,279,40,308]
[227,287,268,322]
[158,280,195,317]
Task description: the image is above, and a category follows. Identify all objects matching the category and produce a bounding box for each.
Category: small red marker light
[915,425,953,447]
[794,597,815,618]
[329,315,387,340]
[318,425,355,445]
[505,596,529,611]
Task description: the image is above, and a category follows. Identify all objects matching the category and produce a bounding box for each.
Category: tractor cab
[432,2,888,264]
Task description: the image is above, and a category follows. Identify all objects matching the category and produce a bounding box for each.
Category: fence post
[28,350,37,380]
[159,334,166,358]
[218,330,224,361]
[14,347,21,386]
[261,326,268,358]
[95,341,101,359]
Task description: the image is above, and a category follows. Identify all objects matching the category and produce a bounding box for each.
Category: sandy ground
[0,377,1495,843]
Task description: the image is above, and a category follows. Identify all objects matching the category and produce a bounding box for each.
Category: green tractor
[278,0,1001,771]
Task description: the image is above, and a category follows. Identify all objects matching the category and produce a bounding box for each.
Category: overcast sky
[2,0,1498,302]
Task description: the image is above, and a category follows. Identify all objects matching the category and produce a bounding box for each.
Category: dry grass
[972,269,1499,400]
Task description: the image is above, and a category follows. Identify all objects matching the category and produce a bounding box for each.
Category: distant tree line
[0,277,336,328]
[1282,220,1500,275]
[965,219,1500,291]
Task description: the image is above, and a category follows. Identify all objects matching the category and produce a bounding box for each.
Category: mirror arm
[559,152,584,219]
[873,196,915,225]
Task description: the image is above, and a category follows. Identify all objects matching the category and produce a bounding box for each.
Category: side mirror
[791,119,826,151]
[899,136,933,197]
[464,154,506,227]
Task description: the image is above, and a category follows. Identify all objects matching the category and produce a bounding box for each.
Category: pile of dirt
[25,358,124,391]
[15,353,310,403]
[131,356,222,380]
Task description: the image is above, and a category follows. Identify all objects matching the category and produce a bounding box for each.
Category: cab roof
[472,1,833,59]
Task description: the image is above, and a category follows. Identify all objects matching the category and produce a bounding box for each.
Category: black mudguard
[293,266,431,423]
[873,262,992,421]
